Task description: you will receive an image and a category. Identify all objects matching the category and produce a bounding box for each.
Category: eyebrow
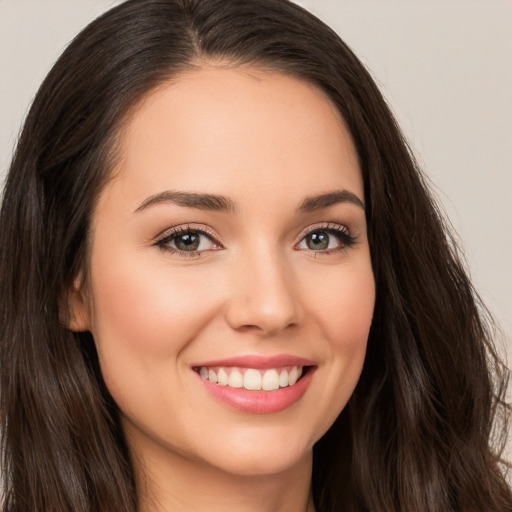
[134,188,365,215]
[134,190,236,214]
[297,190,365,212]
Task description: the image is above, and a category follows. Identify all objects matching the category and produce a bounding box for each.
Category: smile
[197,365,303,391]
[192,355,316,414]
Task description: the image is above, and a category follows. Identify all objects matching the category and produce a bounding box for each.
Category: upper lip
[192,354,315,369]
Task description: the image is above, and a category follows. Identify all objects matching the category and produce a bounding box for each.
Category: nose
[224,248,303,336]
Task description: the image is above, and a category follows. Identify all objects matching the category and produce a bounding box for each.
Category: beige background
[1,0,510,403]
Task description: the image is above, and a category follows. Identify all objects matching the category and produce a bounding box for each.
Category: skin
[68,65,375,512]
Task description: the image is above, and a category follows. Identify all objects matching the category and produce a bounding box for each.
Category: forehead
[103,65,362,213]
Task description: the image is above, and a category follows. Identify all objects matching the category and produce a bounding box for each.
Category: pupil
[176,232,200,251]
[307,231,329,250]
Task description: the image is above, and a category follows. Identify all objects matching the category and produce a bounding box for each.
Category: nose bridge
[225,240,302,335]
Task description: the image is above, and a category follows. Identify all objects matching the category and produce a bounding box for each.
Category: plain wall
[1,0,510,416]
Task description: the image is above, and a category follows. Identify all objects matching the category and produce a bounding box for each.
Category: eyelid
[295,222,350,243]
[153,224,223,250]
[152,221,356,257]
[294,222,357,254]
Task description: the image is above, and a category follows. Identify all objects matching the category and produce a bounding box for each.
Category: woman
[0,0,510,510]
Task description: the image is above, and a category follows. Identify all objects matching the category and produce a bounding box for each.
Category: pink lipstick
[193,354,316,414]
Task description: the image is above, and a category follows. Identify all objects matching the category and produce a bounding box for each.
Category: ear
[62,272,91,332]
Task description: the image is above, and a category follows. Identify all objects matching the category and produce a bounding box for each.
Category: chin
[210,449,311,478]
[197,427,314,477]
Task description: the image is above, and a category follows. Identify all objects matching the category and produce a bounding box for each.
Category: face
[70,66,375,479]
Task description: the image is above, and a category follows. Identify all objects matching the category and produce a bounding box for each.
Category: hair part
[1,1,510,511]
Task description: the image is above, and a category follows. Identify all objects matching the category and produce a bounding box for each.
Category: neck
[132,440,315,512]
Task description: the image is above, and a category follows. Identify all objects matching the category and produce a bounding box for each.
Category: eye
[155,226,221,255]
[296,224,355,253]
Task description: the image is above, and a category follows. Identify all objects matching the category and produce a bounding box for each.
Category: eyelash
[154,222,356,258]
[154,225,221,258]
[296,223,357,255]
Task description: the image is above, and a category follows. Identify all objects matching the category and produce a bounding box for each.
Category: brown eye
[174,232,201,251]
[305,231,330,250]
[296,225,355,253]
[156,228,220,254]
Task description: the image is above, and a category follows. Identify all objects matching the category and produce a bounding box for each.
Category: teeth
[262,369,279,391]
[244,369,261,390]
[289,366,299,386]
[217,368,228,386]
[228,369,243,388]
[198,365,304,391]
[279,370,289,388]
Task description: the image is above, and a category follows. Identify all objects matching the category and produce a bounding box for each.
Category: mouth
[193,365,311,391]
[192,356,316,414]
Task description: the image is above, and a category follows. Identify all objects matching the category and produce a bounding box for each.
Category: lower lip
[196,367,315,414]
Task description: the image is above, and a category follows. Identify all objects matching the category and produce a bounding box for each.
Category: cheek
[307,258,375,349]
[303,258,374,427]
[329,265,374,380]
[87,251,222,385]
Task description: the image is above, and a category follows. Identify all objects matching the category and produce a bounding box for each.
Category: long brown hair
[1,1,510,510]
